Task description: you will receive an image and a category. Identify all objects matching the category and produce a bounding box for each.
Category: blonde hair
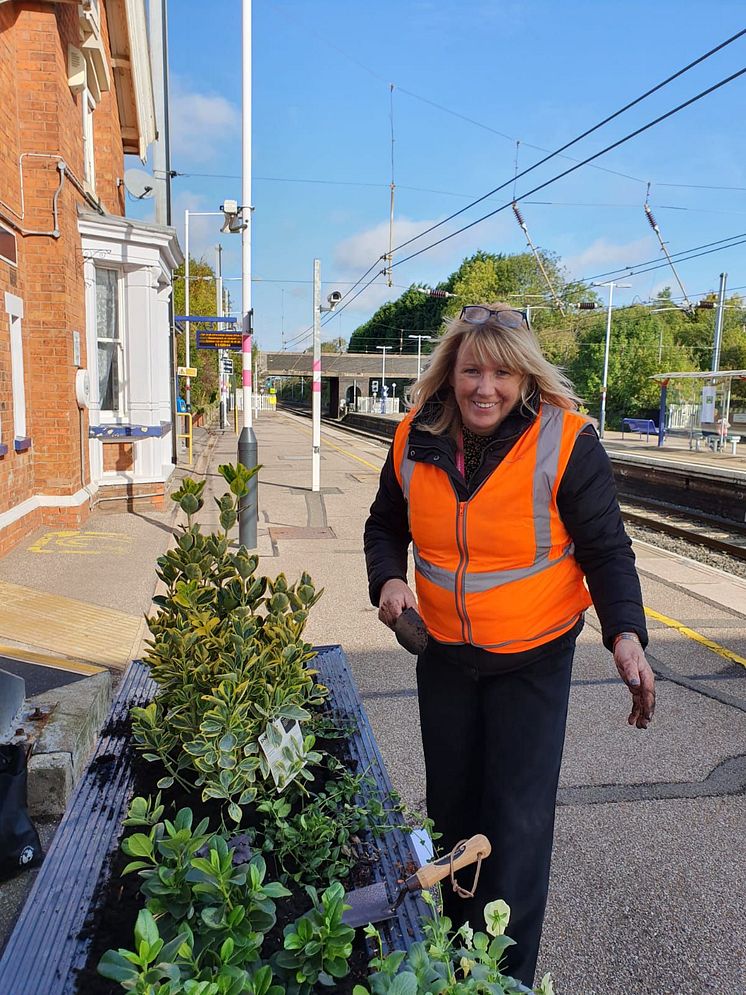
[409,303,581,435]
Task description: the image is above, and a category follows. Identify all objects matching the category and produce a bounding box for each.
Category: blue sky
[128,1,746,352]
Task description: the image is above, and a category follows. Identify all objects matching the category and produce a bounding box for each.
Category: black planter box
[0,646,428,995]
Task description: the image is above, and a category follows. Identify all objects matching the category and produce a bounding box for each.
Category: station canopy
[651,370,746,382]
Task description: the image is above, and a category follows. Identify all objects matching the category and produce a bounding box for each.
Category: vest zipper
[455,501,470,642]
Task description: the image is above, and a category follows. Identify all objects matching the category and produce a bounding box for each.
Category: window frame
[82,86,96,192]
[94,267,126,419]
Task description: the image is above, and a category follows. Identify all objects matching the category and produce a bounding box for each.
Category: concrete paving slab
[539,796,746,995]
[562,679,746,787]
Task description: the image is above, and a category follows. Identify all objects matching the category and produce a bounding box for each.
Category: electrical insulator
[428,289,450,299]
[696,301,715,309]
[644,203,659,231]
[578,302,597,310]
[512,202,526,227]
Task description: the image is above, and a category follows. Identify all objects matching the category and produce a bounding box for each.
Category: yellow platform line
[285,416,385,472]
[0,644,104,676]
[645,607,746,669]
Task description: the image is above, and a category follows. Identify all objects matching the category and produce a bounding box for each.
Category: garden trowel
[341,833,491,928]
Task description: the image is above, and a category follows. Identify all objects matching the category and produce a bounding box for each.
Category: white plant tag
[259,718,304,791]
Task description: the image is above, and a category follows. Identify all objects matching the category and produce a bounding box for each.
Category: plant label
[259,719,304,791]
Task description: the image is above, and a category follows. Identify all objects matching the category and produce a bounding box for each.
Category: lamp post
[311,259,341,492]
[408,334,433,378]
[184,209,236,415]
[237,0,257,548]
[592,281,630,439]
[376,345,392,412]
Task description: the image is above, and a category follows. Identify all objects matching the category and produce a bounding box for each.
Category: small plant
[97,908,189,993]
[354,896,555,995]
[272,881,355,993]
[256,766,398,886]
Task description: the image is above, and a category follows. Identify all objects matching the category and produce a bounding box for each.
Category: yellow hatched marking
[645,607,746,669]
[29,530,132,556]
[0,581,144,670]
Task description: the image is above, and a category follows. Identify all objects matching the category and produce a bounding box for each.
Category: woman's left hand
[613,638,656,729]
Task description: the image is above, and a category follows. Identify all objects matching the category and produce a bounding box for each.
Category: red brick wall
[0,1,130,552]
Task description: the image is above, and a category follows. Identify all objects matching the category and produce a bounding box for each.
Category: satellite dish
[124,168,155,200]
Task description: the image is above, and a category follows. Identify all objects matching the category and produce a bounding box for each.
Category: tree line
[346,250,746,426]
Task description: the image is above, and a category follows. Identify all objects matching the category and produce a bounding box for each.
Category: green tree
[568,305,697,427]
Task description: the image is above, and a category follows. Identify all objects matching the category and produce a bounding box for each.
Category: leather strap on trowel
[404,833,491,894]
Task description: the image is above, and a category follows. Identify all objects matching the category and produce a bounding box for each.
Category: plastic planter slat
[0,661,156,995]
[314,646,430,951]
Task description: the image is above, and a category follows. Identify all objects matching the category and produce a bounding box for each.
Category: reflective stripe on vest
[399,404,580,593]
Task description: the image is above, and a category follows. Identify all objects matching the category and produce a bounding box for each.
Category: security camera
[327,290,343,308]
[219,199,247,233]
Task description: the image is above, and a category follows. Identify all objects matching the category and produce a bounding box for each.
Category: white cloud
[333,212,516,280]
[170,79,240,164]
[563,236,654,280]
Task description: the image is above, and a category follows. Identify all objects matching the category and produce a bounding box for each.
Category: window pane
[95,269,118,340]
[98,341,119,411]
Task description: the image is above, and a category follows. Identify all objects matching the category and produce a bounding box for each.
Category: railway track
[280,404,746,562]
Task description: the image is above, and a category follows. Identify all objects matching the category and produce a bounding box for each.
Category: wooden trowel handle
[407,834,491,892]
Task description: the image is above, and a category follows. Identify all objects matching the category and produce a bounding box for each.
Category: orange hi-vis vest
[393,402,593,653]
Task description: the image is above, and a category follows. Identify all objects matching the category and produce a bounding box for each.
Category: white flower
[458,923,474,948]
[483,899,511,937]
[536,972,555,995]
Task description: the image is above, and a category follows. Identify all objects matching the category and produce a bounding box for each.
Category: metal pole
[312,258,321,492]
[712,272,727,372]
[238,0,257,547]
[184,209,190,412]
[417,337,422,378]
[599,282,614,439]
[216,244,226,429]
[148,0,171,226]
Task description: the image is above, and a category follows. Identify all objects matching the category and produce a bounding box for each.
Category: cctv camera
[327,290,343,307]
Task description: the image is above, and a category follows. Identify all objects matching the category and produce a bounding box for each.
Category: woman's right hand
[378,579,418,629]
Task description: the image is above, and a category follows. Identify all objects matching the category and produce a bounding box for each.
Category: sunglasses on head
[459,306,529,328]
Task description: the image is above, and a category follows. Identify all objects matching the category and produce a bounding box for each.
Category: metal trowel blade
[341,881,397,928]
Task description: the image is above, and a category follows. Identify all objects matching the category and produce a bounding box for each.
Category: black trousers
[416,639,574,987]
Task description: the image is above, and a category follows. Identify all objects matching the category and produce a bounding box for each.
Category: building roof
[652,371,746,382]
[105,0,156,160]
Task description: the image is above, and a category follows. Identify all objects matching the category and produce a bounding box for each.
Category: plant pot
[0,646,428,995]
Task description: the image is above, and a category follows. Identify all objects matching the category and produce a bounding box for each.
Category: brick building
[0,0,181,556]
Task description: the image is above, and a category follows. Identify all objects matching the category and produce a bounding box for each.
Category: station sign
[196,329,242,351]
[220,358,234,374]
[177,366,197,377]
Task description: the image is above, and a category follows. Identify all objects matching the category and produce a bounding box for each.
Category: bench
[622,418,661,442]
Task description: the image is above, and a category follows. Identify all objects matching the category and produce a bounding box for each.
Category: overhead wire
[384,31,746,259]
[579,230,746,282]
[388,65,746,271]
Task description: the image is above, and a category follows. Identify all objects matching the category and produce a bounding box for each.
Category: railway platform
[1,410,744,995]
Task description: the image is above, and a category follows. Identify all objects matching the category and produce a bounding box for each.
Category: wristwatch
[613,631,641,649]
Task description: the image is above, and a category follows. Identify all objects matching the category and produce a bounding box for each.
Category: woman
[364,304,655,987]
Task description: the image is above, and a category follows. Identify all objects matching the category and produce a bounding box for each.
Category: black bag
[0,744,43,880]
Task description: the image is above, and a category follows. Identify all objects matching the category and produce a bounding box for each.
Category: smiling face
[450,340,525,435]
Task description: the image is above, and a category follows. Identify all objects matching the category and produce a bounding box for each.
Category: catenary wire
[389,66,746,271]
[384,32,746,258]
[578,231,746,283]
